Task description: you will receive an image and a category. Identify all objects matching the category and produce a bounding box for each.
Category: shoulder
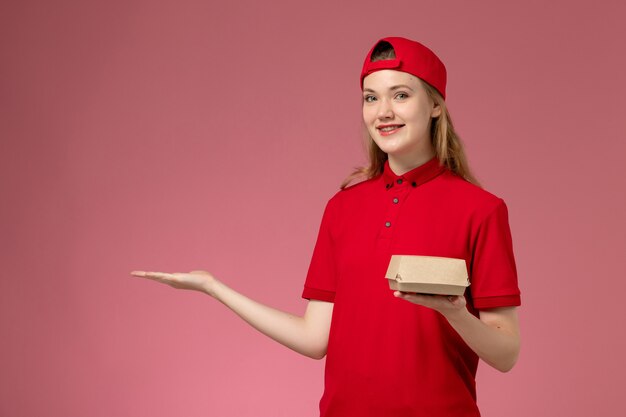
[317,175,379,220]
[327,174,379,204]
[436,170,507,219]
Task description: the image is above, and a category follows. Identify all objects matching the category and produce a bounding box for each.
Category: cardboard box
[385,255,470,296]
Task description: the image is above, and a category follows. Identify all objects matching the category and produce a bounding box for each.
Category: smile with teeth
[378,124,405,135]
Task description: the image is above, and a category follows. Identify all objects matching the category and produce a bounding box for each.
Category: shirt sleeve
[302,196,338,303]
[469,198,521,309]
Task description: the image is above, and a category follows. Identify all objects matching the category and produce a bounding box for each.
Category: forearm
[445,308,520,372]
[207,279,328,359]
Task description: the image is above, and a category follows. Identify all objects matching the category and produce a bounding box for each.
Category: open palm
[130,270,215,293]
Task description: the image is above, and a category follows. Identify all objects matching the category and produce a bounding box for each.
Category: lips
[377,124,405,136]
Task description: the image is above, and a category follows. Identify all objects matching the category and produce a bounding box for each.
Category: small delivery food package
[385,255,470,296]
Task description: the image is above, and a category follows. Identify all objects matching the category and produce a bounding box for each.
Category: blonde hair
[340,42,481,189]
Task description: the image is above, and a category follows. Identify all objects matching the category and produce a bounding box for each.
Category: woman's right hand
[130,270,218,295]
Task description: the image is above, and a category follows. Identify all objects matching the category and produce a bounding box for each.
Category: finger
[131,271,167,280]
[395,291,445,307]
[145,272,175,280]
[395,291,432,299]
[133,272,175,285]
[395,291,422,301]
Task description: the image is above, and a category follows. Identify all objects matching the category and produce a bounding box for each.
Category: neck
[387,148,436,176]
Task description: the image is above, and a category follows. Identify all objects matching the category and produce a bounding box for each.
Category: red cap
[360,37,447,99]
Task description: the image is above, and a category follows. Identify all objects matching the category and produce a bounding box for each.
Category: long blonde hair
[340,43,481,189]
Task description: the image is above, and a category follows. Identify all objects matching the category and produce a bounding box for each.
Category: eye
[363,95,376,103]
[395,92,409,100]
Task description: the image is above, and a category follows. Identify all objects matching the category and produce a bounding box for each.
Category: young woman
[131,36,521,417]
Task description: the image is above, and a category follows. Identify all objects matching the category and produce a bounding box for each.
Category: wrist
[443,305,472,325]
[203,276,221,298]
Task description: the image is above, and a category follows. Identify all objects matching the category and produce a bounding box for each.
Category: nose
[377,98,394,119]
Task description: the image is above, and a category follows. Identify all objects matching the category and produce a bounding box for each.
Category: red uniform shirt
[302,156,521,417]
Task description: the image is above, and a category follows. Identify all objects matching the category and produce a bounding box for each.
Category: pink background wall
[2,0,625,416]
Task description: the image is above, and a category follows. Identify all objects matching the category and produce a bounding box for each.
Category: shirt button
[411,181,417,187]
[397,179,403,184]
[393,198,399,204]
[385,221,391,227]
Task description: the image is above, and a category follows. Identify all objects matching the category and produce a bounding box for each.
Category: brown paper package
[385,255,470,296]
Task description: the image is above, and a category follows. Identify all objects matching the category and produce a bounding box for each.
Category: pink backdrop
[2,0,625,416]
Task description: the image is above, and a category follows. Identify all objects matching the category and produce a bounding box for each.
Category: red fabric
[302,156,521,417]
[360,36,447,99]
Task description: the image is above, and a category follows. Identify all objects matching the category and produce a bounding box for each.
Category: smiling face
[362,69,441,172]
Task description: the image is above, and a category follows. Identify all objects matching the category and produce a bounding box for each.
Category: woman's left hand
[394,291,467,319]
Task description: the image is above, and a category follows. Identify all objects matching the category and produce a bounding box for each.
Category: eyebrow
[363,84,415,93]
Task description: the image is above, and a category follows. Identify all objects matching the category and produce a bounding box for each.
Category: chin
[373,139,405,154]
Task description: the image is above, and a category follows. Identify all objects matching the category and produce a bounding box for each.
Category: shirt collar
[382,156,446,190]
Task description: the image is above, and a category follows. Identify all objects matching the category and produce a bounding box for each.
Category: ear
[431,103,442,118]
